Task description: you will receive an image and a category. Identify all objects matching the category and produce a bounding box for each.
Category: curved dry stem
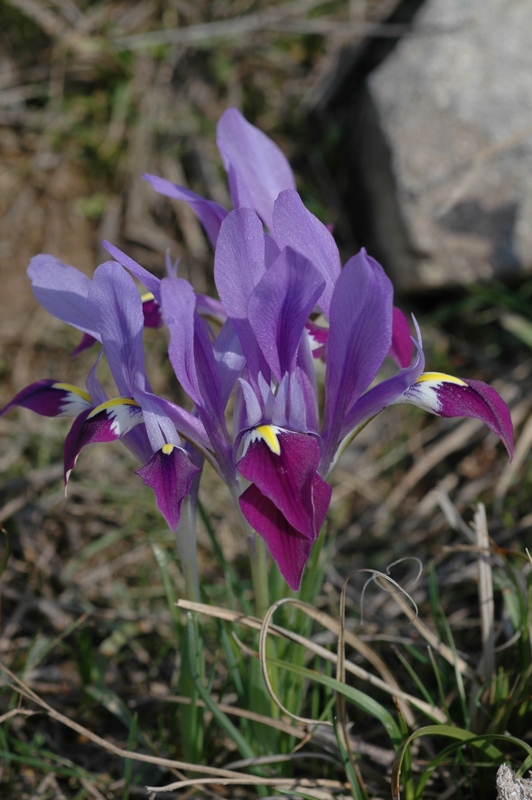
[359,566,420,627]
[178,598,447,723]
[146,775,349,794]
[259,597,333,726]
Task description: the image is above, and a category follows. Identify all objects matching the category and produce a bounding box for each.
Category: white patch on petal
[89,398,142,436]
[405,373,466,414]
[52,382,92,417]
[307,329,323,353]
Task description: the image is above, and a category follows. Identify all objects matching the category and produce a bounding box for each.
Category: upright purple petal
[161,277,202,406]
[214,320,246,406]
[322,249,393,461]
[162,276,235,479]
[217,108,295,232]
[88,263,146,398]
[214,209,268,319]
[142,175,228,248]
[27,255,99,339]
[272,190,341,318]
[247,248,325,381]
[214,209,271,380]
[137,444,201,530]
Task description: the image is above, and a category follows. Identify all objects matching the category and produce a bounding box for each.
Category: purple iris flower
[2,108,514,596]
[2,260,206,532]
[193,203,513,590]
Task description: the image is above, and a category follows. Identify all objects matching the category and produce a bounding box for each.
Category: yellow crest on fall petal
[254,425,281,456]
[416,372,467,387]
[52,383,91,403]
[88,397,140,418]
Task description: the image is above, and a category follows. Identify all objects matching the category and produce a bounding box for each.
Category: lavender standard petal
[322,249,393,461]
[88,262,147,398]
[247,247,325,382]
[217,107,295,232]
[27,254,99,339]
[272,190,341,318]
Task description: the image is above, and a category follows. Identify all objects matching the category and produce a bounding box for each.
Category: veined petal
[27,255,99,339]
[247,247,325,381]
[214,208,268,321]
[161,277,202,405]
[214,209,272,380]
[237,427,331,540]
[399,373,514,458]
[272,190,341,318]
[88,262,147,398]
[217,107,295,232]
[323,249,393,455]
[142,175,228,248]
[214,320,246,407]
[136,443,201,531]
[64,398,143,483]
[1,380,92,419]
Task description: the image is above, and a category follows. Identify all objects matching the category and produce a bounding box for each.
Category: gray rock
[496,765,532,800]
[366,0,532,292]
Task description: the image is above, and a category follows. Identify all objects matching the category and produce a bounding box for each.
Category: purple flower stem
[176,494,201,604]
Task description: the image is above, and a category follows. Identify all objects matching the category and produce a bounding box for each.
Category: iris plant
[1,109,513,601]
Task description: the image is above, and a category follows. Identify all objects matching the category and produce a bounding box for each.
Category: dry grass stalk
[178,598,446,722]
